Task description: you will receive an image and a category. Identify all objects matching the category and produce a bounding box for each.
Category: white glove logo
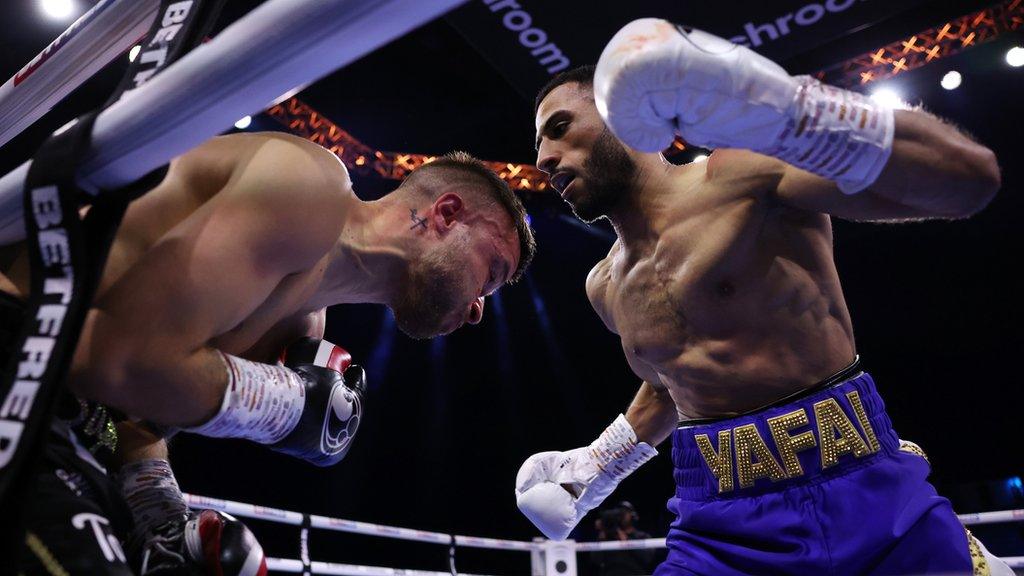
[320,382,360,455]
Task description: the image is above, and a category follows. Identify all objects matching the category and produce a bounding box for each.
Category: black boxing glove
[269,338,366,466]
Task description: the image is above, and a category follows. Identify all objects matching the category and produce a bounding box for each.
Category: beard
[570,128,638,223]
[392,242,465,340]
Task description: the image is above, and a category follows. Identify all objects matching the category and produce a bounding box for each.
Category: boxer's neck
[310,195,430,309]
[606,156,682,246]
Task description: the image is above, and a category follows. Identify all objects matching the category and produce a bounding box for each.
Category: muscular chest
[605,247,694,366]
[208,268,324,355]
[602,198,770,366]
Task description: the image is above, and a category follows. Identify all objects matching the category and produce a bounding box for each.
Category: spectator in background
[591,502,657,576]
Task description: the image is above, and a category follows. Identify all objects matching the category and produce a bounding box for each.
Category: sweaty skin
[535,83,999,442]
[1,132,519,426]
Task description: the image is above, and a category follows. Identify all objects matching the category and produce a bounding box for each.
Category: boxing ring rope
[183,494,1024,574]
[0,0,159,150]
[0,0,469,244]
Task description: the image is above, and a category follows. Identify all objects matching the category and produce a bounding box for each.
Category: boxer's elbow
[944,143,1001,218]
[969,146,1001,212]
[67,351,130,407]
[68,339,177,411]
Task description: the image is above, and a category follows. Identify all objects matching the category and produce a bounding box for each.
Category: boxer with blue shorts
[660,360,992,575]
[519,17,1009,575]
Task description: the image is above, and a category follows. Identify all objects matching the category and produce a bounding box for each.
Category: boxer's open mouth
[550,171,576,195]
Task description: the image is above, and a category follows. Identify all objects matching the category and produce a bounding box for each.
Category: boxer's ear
[432,192,465,231]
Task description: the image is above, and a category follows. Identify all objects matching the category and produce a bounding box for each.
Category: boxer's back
[588,149,856,418]
[2,132,339,355]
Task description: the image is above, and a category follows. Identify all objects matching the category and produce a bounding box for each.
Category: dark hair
[534,64,596,114]
[404,151,536,283]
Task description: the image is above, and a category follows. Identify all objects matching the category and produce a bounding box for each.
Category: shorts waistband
[671,369,898,501]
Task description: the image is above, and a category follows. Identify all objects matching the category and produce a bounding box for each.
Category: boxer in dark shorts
[2,290,134,575]
[2,132,534,573]
[517,19,1009,574]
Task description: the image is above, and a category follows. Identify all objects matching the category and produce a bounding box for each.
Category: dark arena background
[1,0,1022,574]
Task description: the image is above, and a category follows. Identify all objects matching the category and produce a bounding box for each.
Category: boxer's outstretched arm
[592,19,999,222]
[774,110,1001,221]
[69,137,348,426]
[625,381,679,446]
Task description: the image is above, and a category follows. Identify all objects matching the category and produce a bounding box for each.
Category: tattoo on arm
[409,208,428,230]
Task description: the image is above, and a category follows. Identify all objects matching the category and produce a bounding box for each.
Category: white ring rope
[0,0,468,244]
[957,509,1024,525]
[266,557,496,576]
[184,494,1024,571]
[185,494,537,551]
[0,0,159,150]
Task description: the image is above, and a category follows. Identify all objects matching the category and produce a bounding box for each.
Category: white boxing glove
[594,18,896,194]
[515,415,657,540]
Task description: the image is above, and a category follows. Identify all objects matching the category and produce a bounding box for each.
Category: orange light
[817,0,1021,88]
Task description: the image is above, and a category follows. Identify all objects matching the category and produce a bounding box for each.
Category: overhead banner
[447,0,927,99]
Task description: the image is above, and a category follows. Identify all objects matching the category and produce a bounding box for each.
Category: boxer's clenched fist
[515,415,656,540]
[595,18,895,193]
[271,338,367,467]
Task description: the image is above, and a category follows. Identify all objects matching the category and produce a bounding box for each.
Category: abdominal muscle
[646,292,857,419]
[601,180,857,419]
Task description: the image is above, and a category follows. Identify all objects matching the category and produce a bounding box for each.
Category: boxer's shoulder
[205,135,352,268]
[248,132,351,194]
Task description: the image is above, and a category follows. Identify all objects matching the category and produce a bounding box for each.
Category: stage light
[234,116,252,130]
[40,0,75,19]
[128,45,141,62]
[692,154,708,163]
[940,71,962,90]
[870,88,903,108]
[1007,46,1024,68]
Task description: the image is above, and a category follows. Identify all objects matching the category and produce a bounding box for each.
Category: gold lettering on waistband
[733,424,786,488]
[695,430,734,493]
[767,408,817,478]
[814,398,871,468]
[845,391,880,453]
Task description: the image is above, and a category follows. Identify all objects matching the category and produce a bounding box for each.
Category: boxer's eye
[551,121,569,138]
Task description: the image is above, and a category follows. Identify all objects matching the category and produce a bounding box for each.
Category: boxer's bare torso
[537,77,997,426]
[586,150,855,419]
[1,132,342,361]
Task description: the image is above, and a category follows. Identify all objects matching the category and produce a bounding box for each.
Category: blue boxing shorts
[654,359,999,575]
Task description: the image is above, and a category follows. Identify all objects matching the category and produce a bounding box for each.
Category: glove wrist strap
[773,76,897,194]
[590,414,658,482]
[185,352,305,443]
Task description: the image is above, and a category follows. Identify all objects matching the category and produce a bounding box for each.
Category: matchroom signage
[447,0,927,99]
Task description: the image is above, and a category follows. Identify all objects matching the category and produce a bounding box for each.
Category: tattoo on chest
[409,208,428,230]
